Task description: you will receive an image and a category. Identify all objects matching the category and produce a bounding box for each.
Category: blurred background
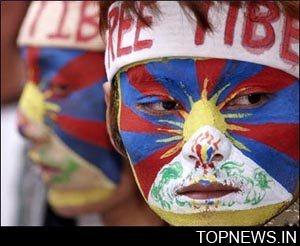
[1,1,55,226]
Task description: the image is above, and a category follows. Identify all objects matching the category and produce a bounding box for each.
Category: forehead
[118,58,298,106]
[21,47,106,91]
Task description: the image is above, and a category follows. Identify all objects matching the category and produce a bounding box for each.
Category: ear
[103,81,111,107]
[103,82,126,157]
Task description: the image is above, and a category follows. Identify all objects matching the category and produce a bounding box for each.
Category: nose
[17,110,49,143]
[182,126,231,172]
[17,82,51,142]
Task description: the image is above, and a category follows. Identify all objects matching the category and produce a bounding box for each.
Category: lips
[176,182,240,200]
[39,164,62,175]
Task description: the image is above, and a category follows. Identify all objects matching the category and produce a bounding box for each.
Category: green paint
[151,161,184,210]
[218,161,273,206]
[51,159,79,184]
[253,168,272,190]
[151,159,274,211]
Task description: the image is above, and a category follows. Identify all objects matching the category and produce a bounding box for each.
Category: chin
[145,128,295,226]
[47,186,115,217]
[150,201,290,226]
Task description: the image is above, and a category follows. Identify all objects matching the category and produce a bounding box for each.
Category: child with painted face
[16,1,163,225]
[100,1,299,226]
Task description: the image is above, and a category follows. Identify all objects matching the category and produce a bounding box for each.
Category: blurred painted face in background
[115,58,299,225]
[17,47,127,216]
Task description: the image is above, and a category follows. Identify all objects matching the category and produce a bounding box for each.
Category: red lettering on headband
[117,3,133,57]
[134,3,153,51]
[242,2,279,52]
[107,6,119,66]
[76,2,99,42]
[224,3,239,46]
[281,16,299,64]
[29,1,47,37]
[48,2,70,40]
[194,2,212,45]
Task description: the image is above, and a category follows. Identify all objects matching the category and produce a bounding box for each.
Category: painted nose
[182,126,231,171]
[17,82,51,142]
[17,109,49,142]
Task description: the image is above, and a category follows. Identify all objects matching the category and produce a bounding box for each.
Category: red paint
[107,6,119,66]
[120,103,174,133]
[225,66,297,100]
[224,3,240,46]
[51,52,106,91]
[280,16,299,64]
[231,123,299,160]
[195,59,227,97]
[127,64,169,96]
[56,114,113,150]
[117,3,133,57]
[133,2,153,51]
[48,2,71,40]
[29,1,47,37]
[195,144,202,162]
[194,2,212,45]
[134,143,180,198]
[76,2,99,42]
[242,2,280,52]
[27,47,40,83]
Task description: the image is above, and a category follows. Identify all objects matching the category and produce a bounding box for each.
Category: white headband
[18,1,105,51]
[105,1,299,82]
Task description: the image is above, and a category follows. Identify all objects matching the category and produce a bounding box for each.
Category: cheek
[118,99,184,198]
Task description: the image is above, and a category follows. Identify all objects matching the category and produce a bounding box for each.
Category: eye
[226,93,271,110]
[138,100,182,116]
[50,84,70,98]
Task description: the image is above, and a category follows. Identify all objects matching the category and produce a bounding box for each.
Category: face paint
[18,47,122,212]
[116,58,299,225]
[29,134,115,208]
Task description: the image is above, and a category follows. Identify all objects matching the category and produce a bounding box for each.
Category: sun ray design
[156,135,183,143]
[19,82,61,123]
[158,120,184,128]
[156,77,252,159]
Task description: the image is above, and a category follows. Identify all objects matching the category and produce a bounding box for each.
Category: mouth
[38,164,62,175]
[176,181,240,200]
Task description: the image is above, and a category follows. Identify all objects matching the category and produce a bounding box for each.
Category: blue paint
[213,60,264,104]
[53,126,122,183]
[230,133,298,193]
[118,58,299,195]
[49,82,107,121]
[39,48,84,88]
[199,179,211,186]
[120,72,184,125]
[207,146,214,162]
[223,82,299,125]
[121,131,178,164]
[145,59,200,109]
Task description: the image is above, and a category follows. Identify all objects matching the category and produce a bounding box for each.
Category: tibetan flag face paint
[116,58,299,226]
[18,47,122,212]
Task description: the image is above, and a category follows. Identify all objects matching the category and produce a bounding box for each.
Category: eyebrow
[126,64,170,95]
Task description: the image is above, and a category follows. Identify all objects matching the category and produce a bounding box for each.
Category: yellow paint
[18,82,60,123]
[160,141,184,159]
[48,187,114,208]
[218,87,248,110]
[182,79,250,151]
[183,97,228,141]
[202,174,217,182]
[150,202,289,226]
[200,144,208,162]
